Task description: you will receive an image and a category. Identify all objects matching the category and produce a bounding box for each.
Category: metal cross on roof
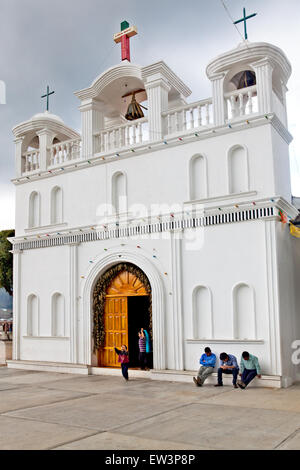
[41,85,55,112]
[234,7,257,40]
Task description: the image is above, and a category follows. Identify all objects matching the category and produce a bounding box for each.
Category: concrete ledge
[6,360,89,375]
[6,361,284,388]
[151,370,283,388]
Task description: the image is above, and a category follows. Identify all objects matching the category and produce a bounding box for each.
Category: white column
[264,220,282,377]
[14,137,25,178]
[79,99,105,159]
[36,129,56,171]
[170,230,184,370]
[252,58,274,115]
[12,249,22,360]
[144,77,171,141]
[210,73,226,126]
[69,242,80,363]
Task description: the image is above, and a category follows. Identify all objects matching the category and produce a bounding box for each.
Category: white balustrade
[48,138,82,167]
[94,118,148,154]
[225,85,258,120]
[22,150,40,174]
[164,99,213,136]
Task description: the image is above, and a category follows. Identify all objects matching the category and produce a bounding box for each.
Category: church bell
[125,93,145,121]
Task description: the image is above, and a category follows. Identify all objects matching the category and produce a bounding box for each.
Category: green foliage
[0,230,15,296]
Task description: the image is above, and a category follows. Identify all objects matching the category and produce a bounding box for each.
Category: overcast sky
[0,0,300,230]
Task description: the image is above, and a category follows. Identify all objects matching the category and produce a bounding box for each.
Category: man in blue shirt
[215,352,239,388]
[193,347,216,387]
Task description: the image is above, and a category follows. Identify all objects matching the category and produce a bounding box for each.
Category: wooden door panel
[99,296,128,367]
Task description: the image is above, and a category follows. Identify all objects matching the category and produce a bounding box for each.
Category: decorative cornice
[142,61,191,98]
[9,200,288,252]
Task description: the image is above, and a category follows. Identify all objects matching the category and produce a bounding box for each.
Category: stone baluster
[239,93,245,116]
[197,105,202,127]
[125,126,130,146]
[230,95,237,119]
[167,114,172,134]
[138,122,143,143]
[175,112,179,132]
[66,142,71,161]
[182,110,187,131]
[190,108,194,128]
[205,103,210,124]
[50,147,55,165]
[248,90,253,115]
[132,124,136,144]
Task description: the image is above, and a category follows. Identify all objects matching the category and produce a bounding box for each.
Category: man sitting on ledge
[215,352,239,389]
[238,351,262,389]
[193,347,216,387]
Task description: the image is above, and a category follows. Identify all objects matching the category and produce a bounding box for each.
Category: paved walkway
[0,367,299,450]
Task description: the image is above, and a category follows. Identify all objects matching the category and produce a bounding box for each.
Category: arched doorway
[93,263,152,368]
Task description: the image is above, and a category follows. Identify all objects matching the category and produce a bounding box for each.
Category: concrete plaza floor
[0,366,300,450]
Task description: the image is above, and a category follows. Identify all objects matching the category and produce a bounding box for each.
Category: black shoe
[237,382,245,389]
[233,384,238,389]
[215,384,223,387]
[193,377,199,386]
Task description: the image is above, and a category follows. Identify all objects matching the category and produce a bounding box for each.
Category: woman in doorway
[114,344,130,381]
[138,328,149,370]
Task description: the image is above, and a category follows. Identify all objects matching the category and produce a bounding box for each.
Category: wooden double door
[98,270,150,368]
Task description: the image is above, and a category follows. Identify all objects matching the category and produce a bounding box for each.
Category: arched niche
[28,191,40,228]
[192,286,213,339]
[27,294,39,336]
[51,293,65,337]
[233,283,256,340]
[189,155,208,201]
[227,145,249,194]
[50,186,63,225]
[112,171,127,215]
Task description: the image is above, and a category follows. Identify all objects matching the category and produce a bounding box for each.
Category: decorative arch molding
[27,293,39,337]
[232,282,257,340]
[81,249,166,369]
[192,285,213,339]
[227,144,250,195]
[28,191,40,228]
[74,63,144,101]
[189,154,208,201]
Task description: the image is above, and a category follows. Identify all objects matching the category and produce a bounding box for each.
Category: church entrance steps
[89,367,150,379]
[6,360,89,375]
[6,361,284,387]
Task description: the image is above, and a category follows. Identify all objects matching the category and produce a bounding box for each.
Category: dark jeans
[121,363,129,380]
[218,367,239,385]
[241,369,257,387]
[139,352,147,370]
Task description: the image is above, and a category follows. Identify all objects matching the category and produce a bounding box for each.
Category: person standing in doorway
[143,328,152,370]
[138,329,147,370]
[193,347,216,387]
[114,344,129,381]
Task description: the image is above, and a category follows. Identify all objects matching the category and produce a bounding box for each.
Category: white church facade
[8,38,300,387]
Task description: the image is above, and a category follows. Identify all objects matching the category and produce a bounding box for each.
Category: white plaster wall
[181,219,274,375]
[19,246,70,362]
[275,221,300,385]
[15,124,283,238]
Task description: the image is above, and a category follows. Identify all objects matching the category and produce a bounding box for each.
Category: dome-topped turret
[31,111,64,124]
